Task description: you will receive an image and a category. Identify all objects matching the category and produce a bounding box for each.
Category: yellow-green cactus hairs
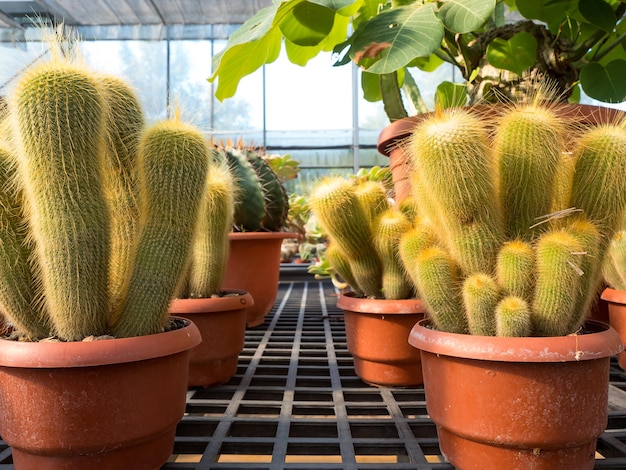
[551,151,576,214]
[408,108,503,275]
[495,296,532,337]
[114,119,209,337]
[531,229,583,336]
[566,218,602,330]
[398,223,438,296]
[11,61,110,341]
[0,146,48,339]
[354,180,390,224]
[494,103,564,239]
[462,274,500,336]
[496,239,535,302]
[397,195,419,224]
[570,122,626,247]
[309,177,382,297]
[372,208,413,300]
[98,74,145,324]
[406,246,467,334]
[187,159,234,298]
[325,242,362,296]
[604,230,626,291]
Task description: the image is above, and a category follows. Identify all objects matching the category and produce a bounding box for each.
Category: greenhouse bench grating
[0,278,625,468]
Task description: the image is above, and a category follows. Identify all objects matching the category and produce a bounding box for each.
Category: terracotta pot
[169,290,253,387]
[377,104,626,205]
[601,287,626,370]
[223,231,296,327]
[336,292,426,387]
[0,317,201,469]
[409,319,622,470]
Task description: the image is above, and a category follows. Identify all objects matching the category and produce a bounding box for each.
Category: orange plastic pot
[337,292,426,386]
[223,232,296,327]
[409,319,622,470]
[0,317,201,469]
[170,290,253,387]
[601,287,626,370]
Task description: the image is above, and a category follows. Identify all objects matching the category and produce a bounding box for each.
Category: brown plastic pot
[409,319,623,470]
[337,292,426,386]
[601,287,626,370]
[0,317,201,469]
[377,104,626,205]
[223,231,296,327]
[169,290,253,387]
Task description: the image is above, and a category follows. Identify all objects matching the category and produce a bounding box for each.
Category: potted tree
[308,176,427,387]
[400,99,625,469]
[217,142,296,326]
[600,231,626,370]
[0,50,207,468]
[209,0,626,201]
[170,160,254,388]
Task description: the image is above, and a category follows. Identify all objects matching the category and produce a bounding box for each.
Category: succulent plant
[0,55,215,341]
[400,101,626,337]
[214,141,289,232]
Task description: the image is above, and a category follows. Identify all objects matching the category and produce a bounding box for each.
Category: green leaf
[279,2,336,46]
[516,0,573,24]
[438,0,496,34]
[434,81,467,109]
[486,31,537,75]
[579,60,626,103]
[361,71,382,101]
[578,0,617,33]
[409,54,444,72]
[348,4,445,74]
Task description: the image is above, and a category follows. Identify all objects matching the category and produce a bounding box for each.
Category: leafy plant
[209,0,626,121]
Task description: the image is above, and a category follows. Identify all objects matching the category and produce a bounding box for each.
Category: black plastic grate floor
[0,279,626,468]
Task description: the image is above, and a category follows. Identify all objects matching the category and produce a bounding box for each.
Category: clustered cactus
[0,52,232,341]
[215,141,289,232]
[312,99,626,337]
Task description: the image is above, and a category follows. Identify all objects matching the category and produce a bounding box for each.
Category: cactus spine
[113,119,209,337]
[463,274,500,336]
[187,160,235,298]
[224,147,265,231]
[12,61,110,341]
[495,296,532,337]
[493,104,563,239]
[496,240,535,302]
[0,146,48,339]
[372,208,413,300]
[355,180,390,223]
[99,75,145,325]
[309,178,382,297]
[408,109,502,275]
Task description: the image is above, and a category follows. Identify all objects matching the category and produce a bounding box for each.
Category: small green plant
[0,53,215,341]
[400,99,626,337]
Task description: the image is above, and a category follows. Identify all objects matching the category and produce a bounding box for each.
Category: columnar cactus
[0,54,215,340]
[398,101,626,337]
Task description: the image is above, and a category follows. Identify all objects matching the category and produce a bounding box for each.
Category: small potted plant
[170,160,254,387]
[402,98,624,469]
[217,142,296,326]
[600,231,626,369]
[308,176,427,387]
[0,51,208,467]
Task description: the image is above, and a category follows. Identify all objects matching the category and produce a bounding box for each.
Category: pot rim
[601,287,626,305]
[337,291,427,315]
[169,289,254,314]
[229,231,297,241]
[409,319,623,362]
[0,316,202,369]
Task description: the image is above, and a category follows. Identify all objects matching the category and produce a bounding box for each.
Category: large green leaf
[348,4,444,74]
[279,2,336,46]
[434,81,468,109]
[284,13,351,64]
[486,31,537,75]
[438,0,496,34]
[579,60,626,102]
[578,0,617,33]
[515,0,573,24]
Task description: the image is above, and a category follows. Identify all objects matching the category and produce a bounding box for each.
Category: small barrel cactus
[0,54,216,340]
